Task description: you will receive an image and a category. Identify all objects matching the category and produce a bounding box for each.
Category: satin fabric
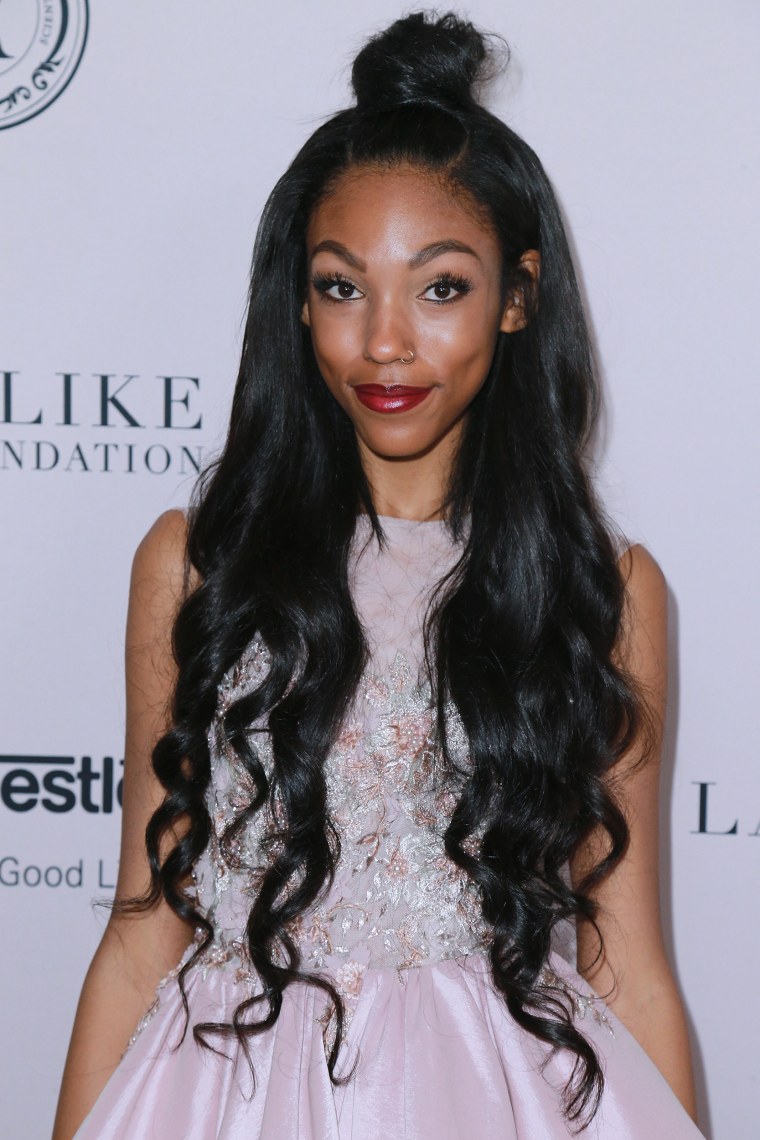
[76,951,703,1139]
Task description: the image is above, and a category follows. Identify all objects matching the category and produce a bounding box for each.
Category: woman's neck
[356,421,461,523]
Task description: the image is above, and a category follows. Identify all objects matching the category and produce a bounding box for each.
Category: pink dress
[76,515,703,1139]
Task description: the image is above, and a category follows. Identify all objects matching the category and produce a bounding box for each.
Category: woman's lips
[353,384,433,414]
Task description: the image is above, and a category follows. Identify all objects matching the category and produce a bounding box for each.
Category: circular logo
[0,0,88,130]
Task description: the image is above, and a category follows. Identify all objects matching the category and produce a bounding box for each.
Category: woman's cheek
[313,319,362,378]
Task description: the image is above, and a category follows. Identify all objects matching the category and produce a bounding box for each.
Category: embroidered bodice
[85,519,700,1140]
[192,515,490,1006]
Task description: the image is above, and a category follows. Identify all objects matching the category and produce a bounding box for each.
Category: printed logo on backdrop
[1,371,208,475]
[1,754,123,813]
[0,0,89,130]
[691,782,760,837]
[1,754,121,893]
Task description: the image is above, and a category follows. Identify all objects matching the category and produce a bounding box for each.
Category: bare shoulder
[137,506,188,554]
[131,509,201,602]
[132,508,189,583]
[617,543,667,648]
[125,510,198,692]
[615,544,668,749]
[618,543,666,600]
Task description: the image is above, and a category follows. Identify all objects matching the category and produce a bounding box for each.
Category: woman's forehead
[307,164,498,257]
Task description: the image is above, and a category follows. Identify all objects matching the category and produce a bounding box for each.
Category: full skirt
[75,952,704,1139]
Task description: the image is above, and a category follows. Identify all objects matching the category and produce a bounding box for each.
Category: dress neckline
[352,513,460,565]
[376,513,448,528]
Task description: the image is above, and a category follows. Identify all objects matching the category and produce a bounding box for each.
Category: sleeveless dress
[75,515,703,1139]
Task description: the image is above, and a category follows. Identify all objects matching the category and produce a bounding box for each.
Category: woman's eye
[312,275,363,301]
[331,279,360,300]
[421,276,473,303]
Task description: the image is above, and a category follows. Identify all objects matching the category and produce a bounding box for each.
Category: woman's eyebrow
[409,240,481,268]
[309,238,482,271]
[310,240,365,269]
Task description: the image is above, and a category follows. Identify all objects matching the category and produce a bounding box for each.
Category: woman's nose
[362,299,414,365]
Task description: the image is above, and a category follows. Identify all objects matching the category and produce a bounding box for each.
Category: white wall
[1,3,756,1136]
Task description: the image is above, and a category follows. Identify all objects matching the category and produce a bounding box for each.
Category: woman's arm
[569,545,697,1120]
[52,510,197,1140]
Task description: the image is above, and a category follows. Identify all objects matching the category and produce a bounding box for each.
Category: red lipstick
[353,384,432,414]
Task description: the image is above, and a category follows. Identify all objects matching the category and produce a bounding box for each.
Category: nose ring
[365,349,416,365]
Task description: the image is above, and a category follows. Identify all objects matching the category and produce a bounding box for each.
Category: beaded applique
[121,951,192,1058]
[538,966,615,1037]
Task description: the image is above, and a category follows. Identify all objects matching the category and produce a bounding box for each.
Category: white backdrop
[2,3,757,1136]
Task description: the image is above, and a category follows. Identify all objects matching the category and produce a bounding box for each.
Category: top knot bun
[351,11,493,114]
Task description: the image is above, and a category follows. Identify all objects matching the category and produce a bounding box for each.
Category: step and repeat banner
[2,3,757,1136]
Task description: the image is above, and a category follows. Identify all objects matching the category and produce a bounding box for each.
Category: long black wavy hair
[136,11,642,1129]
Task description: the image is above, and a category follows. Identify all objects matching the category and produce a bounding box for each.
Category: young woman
[55,12,703,1138]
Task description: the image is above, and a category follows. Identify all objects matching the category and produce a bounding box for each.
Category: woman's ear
[301,299,311,327]
[500,249,541,333]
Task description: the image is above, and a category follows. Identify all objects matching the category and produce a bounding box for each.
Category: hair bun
[351,11,492,114]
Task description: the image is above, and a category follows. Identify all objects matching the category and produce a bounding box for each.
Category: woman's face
[302,165,528,465]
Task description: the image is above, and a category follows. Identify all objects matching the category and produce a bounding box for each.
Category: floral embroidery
[335,960,366,997]
[192,642,490,1017]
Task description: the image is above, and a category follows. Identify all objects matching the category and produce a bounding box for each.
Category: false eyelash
[426,272,474,299]
[310,270,475,303]
[311,272,358,299]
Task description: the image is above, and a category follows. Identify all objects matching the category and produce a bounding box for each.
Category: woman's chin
[354,413,468,466]
[357,428,445,464]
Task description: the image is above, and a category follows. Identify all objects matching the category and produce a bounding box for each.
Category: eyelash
[310,271,474,304]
